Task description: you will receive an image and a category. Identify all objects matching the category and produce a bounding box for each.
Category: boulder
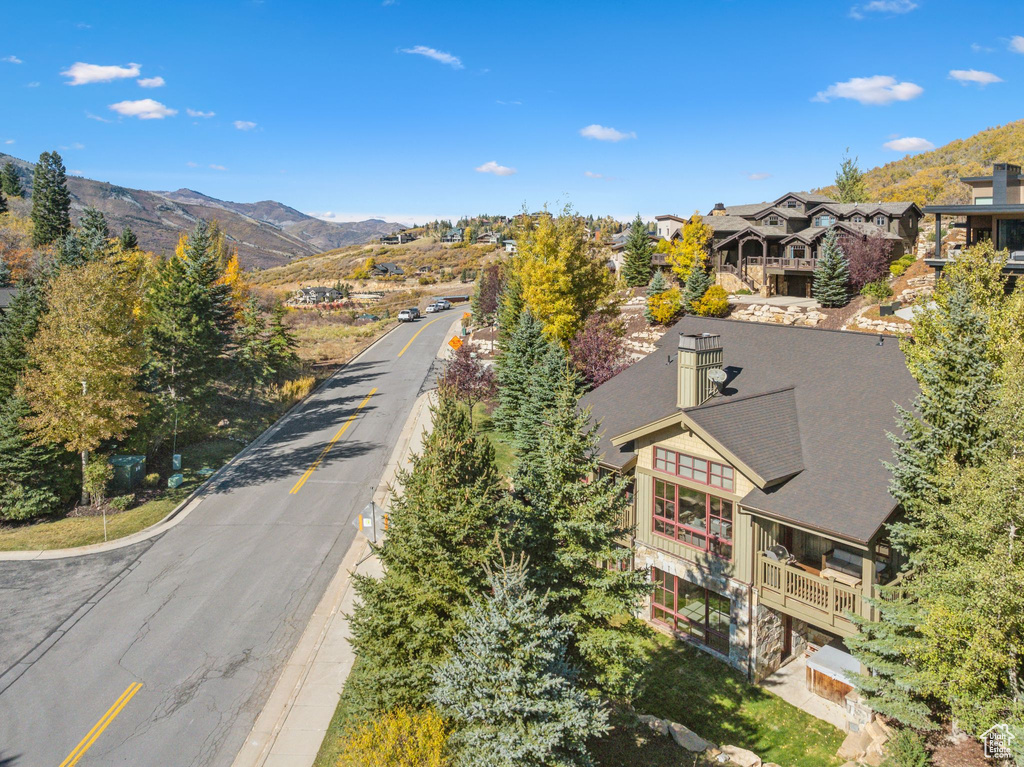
[668,721,713,752]
[720,744,762,766]
[638,714,669,737]
[837,730,873,761]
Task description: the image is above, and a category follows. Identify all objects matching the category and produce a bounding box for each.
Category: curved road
[0,313,455,767]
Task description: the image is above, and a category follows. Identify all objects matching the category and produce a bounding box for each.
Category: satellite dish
[707,368,727,384]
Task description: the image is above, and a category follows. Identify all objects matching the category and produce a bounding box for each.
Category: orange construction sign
[448,336,463,350]
[462,311,471,320]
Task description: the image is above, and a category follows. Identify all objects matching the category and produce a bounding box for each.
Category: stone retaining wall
[730,303,825,327]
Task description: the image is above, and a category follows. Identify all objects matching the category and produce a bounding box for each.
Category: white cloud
[59,142,86,150]
[849,0,917,19]
[884,136,935,152]
[209,164,227,171]
[26,81,40,88]
[748,172,772,180]
[187,108,215,118]
[400,45,463,69]
[186,161,199,167]
[1010,36,1024,54]
[86,111,111,122]
[584,171,604,179]
[949,69,1002,86]
[579,124,636,142]
[108,98,177,119]
[233,120,257,131]
[69,169,84,176]
[2,55,22,64]
[813,75,923,105]
[475,160,516,176]
[496,99,522,106]
[137,76,165,88]
[971,42,995,53]
[4,139,14,145]
[62,61,141,85]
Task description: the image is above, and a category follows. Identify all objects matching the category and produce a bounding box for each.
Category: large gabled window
[651,569,730,654]
[653,447,735,491]
[652,477,733,559]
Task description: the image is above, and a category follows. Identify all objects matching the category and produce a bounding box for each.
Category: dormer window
[764,216,781,226]
[813,215,836,227]
[874,215,886,227]
[852,215,864,223]
[785,200,799,209]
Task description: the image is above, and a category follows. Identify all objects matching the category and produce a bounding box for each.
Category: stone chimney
[677,333,723,409]
[711,203,727,217]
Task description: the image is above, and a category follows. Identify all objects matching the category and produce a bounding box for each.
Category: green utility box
[168,473,184,489]
[108,455,146,493]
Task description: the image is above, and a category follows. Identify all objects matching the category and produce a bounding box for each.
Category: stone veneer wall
[635,542,752,674]
[753,604,785,681]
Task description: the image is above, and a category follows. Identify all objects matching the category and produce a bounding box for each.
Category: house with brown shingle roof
[658,192,922,297]
[580,316,917,716]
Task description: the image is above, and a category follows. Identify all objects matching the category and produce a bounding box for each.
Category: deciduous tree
[431,556,608,767]
[569,313,629,389]
[440,343,496,428]
[515,206,612,344]
[338,708,449,767]
[470,264,501,322]
[664,212,712,283]
[19,260,147,504]
[843,232,894,292]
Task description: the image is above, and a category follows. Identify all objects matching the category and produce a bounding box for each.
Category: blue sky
[2,0,1024,225]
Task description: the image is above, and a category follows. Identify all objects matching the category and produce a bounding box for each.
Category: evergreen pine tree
[431,556,608,767]
[235,297,272,396]
[0,258,9,288]
[0,186,7,215]
[812,228,850,307]
[643,271,667,324]
[682,261,713,311]
[30,151,72,247]
[345,394,506,717]
[849,273,999,730]
[511,375,652,699]
[145,220,233,423]
[621,213,654,287]
[0,395,76,521]
[495,271,523,347]
[513,342,580,470]
[53,232,85,270]
[1,162,24,198]
[493,309,546,435]
[118,225,139,251]
[0,283,45,402]
[266,303,298,381]
[79,207,110,260]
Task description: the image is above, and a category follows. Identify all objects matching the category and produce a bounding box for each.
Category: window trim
[874,214,887,227]
[651,568,730,654]
[653,447,735,492]
[652,476,733,559]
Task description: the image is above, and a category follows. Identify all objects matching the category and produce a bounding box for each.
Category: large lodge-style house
[581,316,918,729]
[656,193,923,298]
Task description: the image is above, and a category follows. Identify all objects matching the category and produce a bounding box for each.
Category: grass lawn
[0,438,240,552]
[635,633,844,767]
[470,403,516,478]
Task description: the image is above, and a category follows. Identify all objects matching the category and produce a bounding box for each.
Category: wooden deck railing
[745,256,818,271]
[757,554,863,635]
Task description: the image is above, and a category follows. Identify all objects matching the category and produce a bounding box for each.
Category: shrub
[108,494,134,512]
[693,285,730,317]
[418,276,435,286]
[83,455,114,506]
[861,279,894,303]
[881,730,928,767]
[276,375,316,403]
[337,708,448,767]
[143,472,161,488]
[646,287,683,325]
[735,288,752,296]
[890,261,909,277]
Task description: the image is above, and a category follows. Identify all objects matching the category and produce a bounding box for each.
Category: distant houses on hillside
[379,230,418,245]
[293,286,343,305]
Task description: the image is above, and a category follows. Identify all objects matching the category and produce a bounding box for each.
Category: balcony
[745,256,818,271]
[756,553,863,636]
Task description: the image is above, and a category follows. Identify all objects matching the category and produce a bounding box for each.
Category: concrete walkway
[729,294,820,309]
[759,654,847,731]
[231,316,460,767]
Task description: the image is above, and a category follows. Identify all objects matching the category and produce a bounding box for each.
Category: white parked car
[425,303,439,313]
[437,299,451,310]
[397,309,416,322]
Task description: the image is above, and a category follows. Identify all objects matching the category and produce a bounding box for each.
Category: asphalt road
[0,313,455,767]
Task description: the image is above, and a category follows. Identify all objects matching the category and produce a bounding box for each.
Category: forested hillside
[817,119,1024,206]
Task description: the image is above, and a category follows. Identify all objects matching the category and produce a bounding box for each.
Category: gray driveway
[0,314,454,767]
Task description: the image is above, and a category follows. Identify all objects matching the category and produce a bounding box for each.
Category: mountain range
[0,153,403,268]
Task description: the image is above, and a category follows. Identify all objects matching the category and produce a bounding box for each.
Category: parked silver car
[397,309,416,322]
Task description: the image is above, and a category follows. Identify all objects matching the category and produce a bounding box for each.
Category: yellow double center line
[290,388,377,495]
[396,314,447,358]
[60,682,142,767]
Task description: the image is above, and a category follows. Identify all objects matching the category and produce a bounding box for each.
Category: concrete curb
[0,322,402,562]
